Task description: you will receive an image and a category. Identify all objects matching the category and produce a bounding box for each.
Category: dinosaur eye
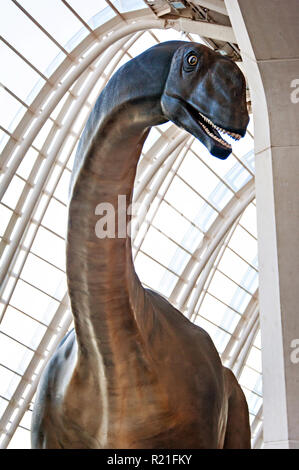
[187,54,198,66]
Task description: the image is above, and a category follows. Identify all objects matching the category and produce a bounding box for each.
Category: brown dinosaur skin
[31,41,250,449]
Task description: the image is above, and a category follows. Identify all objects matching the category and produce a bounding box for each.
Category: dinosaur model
[31,41,250,449]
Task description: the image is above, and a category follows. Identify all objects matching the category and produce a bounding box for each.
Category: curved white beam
[0,296,72,449]
[0,4,254,448]
[173,17,235,43]
[172,177,255,309]
[134,131,188,202]
[0,36,140,443]
[222,289,259,365]
[133,137,191,257]
[0,16,167,200]
[0,10,234,198]
[184,215,240,318]
[0,34,139,290]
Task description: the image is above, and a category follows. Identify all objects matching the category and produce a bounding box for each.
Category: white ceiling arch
[0,0,261,448]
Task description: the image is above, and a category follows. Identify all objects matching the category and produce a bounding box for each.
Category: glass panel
[191,138,236,178]
[50,92,69,121]
[243,149,255,172]
[0,0,64,75]
[30,195,49,223]
[18,0,87,52]
[0,334,34,375]
[0,205,13,237]
[31,226,66,271]
[141,226,190,276]
[240,365,261,395]
[10,279,59,324]
[1,176,26,209]
[42,199,68,239]
[20,253,66,299]
[32,120,54,151]
[44,165,63,194]
[7,426,31,449]
[151,28,187,43]
[165,175,218,231]
[178,151,224,204]
[127,31,158,57]
[16,147,39,180]
[232,132,254,159]
[229,225,257,266]
[230,285,251,314]
[20,409,32,429]
[243,388,262,415]
[59,135,76,165]
[0,396,8,419]
[111,0,146,13]
[0,365,21,400]
[0,42,44,104]
[208,270,251,314]
[66,0,107,22]
[152,201,204,253]
[194,315,230,354]
[246,346,262,373]
[0,87,26,132]
[208,181,233,211]
[240,266,258,294]
[54,169,71,205]
[218,249,253,289]
[239,202,257,238]
[66,0,115,29]
[0,131,10,153]
[135,252,178,297]
[224,160,251,192]
[253,330,261,349]
[199,293,240,334]
[72,105,90,134]
[0,306,46,350]
[140,127,161,155]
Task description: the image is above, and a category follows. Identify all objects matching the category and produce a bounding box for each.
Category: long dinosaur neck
[66,43,181,360]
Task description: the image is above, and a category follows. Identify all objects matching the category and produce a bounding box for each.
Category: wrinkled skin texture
[31,42,250,449]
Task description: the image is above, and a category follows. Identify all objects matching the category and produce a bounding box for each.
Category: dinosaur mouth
[196,111,242,150]
[161,93,246,159]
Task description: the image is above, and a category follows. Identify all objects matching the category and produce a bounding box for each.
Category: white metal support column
[226,0,299,448]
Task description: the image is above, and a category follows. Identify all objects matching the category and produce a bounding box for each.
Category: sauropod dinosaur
[31,41,250,449]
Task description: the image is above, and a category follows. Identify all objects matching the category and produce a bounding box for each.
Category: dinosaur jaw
[161,93,247,160]
[197,111,242,150]
[185,103,244,159]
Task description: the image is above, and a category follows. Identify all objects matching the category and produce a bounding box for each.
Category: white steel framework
[0,0,261,448]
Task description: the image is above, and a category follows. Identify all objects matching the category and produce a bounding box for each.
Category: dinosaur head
[161,43,249,159]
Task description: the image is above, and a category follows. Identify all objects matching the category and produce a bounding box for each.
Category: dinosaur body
[31,41,250,449]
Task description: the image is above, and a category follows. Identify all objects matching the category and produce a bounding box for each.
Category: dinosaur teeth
[198,112,242,141]
[200,122,232,149]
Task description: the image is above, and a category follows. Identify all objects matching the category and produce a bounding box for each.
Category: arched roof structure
[0,0,262,448]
